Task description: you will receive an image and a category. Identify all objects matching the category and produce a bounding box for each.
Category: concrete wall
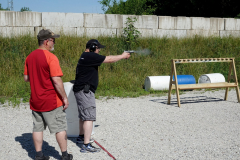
[1,11,240,38]
[42,12,83,27]
[159,16,191,30]
[0,27,34,37]
[0,11,41,27]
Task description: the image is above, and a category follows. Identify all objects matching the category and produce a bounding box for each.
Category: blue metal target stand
[167,58,240,107]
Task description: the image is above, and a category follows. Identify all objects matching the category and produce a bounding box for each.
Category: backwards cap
[86,39,105,49]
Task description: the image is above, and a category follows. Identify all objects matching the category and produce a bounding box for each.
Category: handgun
[124,50,135,54]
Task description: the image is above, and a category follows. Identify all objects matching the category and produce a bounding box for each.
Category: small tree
[20,7,31,12]
[122,17,141,50]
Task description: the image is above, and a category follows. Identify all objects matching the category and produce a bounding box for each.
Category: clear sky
[0,0,104,14]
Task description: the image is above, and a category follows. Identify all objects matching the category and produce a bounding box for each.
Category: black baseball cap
[86,39,105,49]
[37,29,60,40]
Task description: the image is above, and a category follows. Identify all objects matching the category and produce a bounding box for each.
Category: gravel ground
[1,89,240,160]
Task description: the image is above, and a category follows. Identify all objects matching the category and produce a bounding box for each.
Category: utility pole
[8,0,13,11]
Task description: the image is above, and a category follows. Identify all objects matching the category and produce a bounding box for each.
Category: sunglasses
[48,39,55,43]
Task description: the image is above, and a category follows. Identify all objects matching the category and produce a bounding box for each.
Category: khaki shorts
[32,106,67,134]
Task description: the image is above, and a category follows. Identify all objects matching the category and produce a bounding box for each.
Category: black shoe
[34,155,50,160]
[76,135,94,144]
[61,153,73,160]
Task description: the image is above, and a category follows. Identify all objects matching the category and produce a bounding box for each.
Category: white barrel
[64,82,95,137]
[144,76,170,91]
[198,73,225,84]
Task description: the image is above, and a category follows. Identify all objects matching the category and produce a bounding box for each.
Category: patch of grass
[8,94,21,107]
[0,97,6,105]
[19,90,30,103]
[204,88,213,92]
[1,35,240,99]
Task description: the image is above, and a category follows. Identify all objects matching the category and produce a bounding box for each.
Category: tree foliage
[0,3,31,12]
[20,7,31,12]
[99,0,156,15]
[99,0,240,18]
[147,0,240,18]
[0,3,9,11]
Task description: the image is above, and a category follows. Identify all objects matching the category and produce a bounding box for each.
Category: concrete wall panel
[220,31,240,37]
[0,11,15,26]
[0,11,41,27]
[84,14,122,29]
[105,14,123,28]
[159,16,191,30]
[84,14,105,28]
[191,17,211,30]
[187,30,219,37]
[0,27,34,37]
[153,29,187,38]
[123,15,158,29]
[138,29,153,37]
[15,12,42,26]
[42,12,83,27]
[76,28,85,37]
[83,28,117,37]
[210,18,224,31]
[225,18,240,31]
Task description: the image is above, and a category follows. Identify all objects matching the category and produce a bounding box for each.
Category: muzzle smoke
[134,48,151,56]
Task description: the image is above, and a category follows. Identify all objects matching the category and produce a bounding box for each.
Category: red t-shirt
[24,49,63,112]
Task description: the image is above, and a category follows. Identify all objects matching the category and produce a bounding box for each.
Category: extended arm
[103,52,130,63]
[51,76,69,110]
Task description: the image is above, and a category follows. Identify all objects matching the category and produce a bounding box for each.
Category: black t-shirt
[73,52,106,93]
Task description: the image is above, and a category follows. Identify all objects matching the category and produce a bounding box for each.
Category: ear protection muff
[89,40,99,52]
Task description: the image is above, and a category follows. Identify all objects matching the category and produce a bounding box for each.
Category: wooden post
[173,60,181,107]
[167,60,174,105]
[224,61,232,100]
[232,59,240,102]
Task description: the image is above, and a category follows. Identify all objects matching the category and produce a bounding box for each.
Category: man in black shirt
[73,39,130,153]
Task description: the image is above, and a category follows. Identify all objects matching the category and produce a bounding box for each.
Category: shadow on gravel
[15,133,61,159]
[67,124,100,149]
[67,137,84,149]
[65,123,101,150]
[150,96,224,106]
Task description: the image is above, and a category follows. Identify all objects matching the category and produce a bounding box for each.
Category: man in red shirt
[24,29,73,160]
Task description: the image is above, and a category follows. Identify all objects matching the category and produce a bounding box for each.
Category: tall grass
[1,35,240,100]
